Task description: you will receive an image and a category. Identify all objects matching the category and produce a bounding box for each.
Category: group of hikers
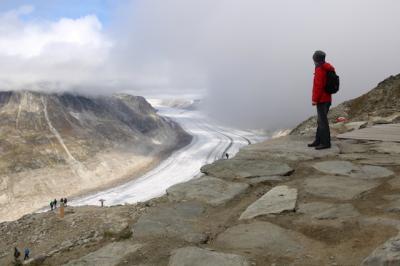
[13,247,29,262]
[50,197,68,211]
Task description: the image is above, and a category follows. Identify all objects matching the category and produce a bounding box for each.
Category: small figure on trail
[53,199,57,209]
[64,197,68,206]
[24,248,30,260]
[307,50,338,150]
[60,198,64,206]
[14,247,21,261]
[99,199,105,207]
[50,201,54,211]
[225,153,229,159]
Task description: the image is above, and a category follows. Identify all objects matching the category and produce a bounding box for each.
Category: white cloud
[0,6,112,91]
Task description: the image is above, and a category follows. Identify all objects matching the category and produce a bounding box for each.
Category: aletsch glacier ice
[71,99,267,206]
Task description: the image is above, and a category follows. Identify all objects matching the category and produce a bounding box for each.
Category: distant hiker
[50,201,54,211]
[24,248,30,260]
[53,199,57,209]
[64,197,68,206]
[14,247,20,261]
[99,199,105,207]
[308,50,338,150]
[225,153,229,159]
[60,198,64,206]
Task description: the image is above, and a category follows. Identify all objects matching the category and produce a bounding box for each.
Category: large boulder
[132,202,207,244]
[169,247,250,266]
[167,177,248,206]
[239,185,297,220]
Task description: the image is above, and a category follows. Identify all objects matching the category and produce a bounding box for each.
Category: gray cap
[313,50,326,63]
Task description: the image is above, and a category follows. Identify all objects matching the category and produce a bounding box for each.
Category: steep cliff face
[291,73,400,135]
[0,91,191,221]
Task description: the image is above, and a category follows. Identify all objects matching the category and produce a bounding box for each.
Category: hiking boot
[307,142,320,147]
[315,144,331,150]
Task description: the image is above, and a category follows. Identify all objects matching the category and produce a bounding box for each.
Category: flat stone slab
[337,124,400,142]
[298,202,360,220]
[370,142,400,154]
[215,221,321,257]
[304,176,380,200]
[167,177,248,206]
[362,233,400,265]
[200,159,293,179]
[236,136,340,162]
[132,202,207,243]
[169,247,250,266]
[339,153,400,166]
[312,161,394,179]
[64,242,142,266]
[239,185,297,220]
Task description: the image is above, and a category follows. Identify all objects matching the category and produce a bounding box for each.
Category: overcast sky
[0,0,399,129]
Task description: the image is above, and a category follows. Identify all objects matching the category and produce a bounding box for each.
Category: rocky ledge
[1,133,400,265]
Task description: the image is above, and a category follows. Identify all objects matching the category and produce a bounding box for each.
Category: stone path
[240,185,297,220]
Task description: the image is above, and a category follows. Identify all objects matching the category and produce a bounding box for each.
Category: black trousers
[315,102,331,145]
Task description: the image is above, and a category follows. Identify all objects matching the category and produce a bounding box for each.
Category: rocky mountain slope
[291,73,400,136]
[0,91,191,222]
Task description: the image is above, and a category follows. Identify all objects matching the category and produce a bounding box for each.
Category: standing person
[50,201,53,211]
[53,199,57,209]
[24,248,30,260]
[14,247,21,262]
[225,153,229,159]
[64,197,68,207]
[308,50,336,150]
[60,198,64,206]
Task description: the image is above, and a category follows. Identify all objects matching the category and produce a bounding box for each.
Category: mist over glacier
[0,1,400,129]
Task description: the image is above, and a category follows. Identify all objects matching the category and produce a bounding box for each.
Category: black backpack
[325,70,340,94]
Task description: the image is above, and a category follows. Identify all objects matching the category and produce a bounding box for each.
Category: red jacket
[312,62,335,103]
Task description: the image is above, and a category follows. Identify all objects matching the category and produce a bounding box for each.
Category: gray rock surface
[169,247,250,266]
[362,234,400,266]
[338,153,400,166]
[298,202,359,220]
[236,136,340,162]
[132,202,207,243]
[312,161,394,179]
[388,177,400,189]
[201,159,293,179]
[303,176,380,200]
[245,175,286,184]
[167,177,248,206]
[370,142,400,154]
[239,185,297,220]
[64,242,142,266]
[215,221,321,256]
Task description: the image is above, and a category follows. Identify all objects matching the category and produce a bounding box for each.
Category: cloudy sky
[0,0,399,129]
